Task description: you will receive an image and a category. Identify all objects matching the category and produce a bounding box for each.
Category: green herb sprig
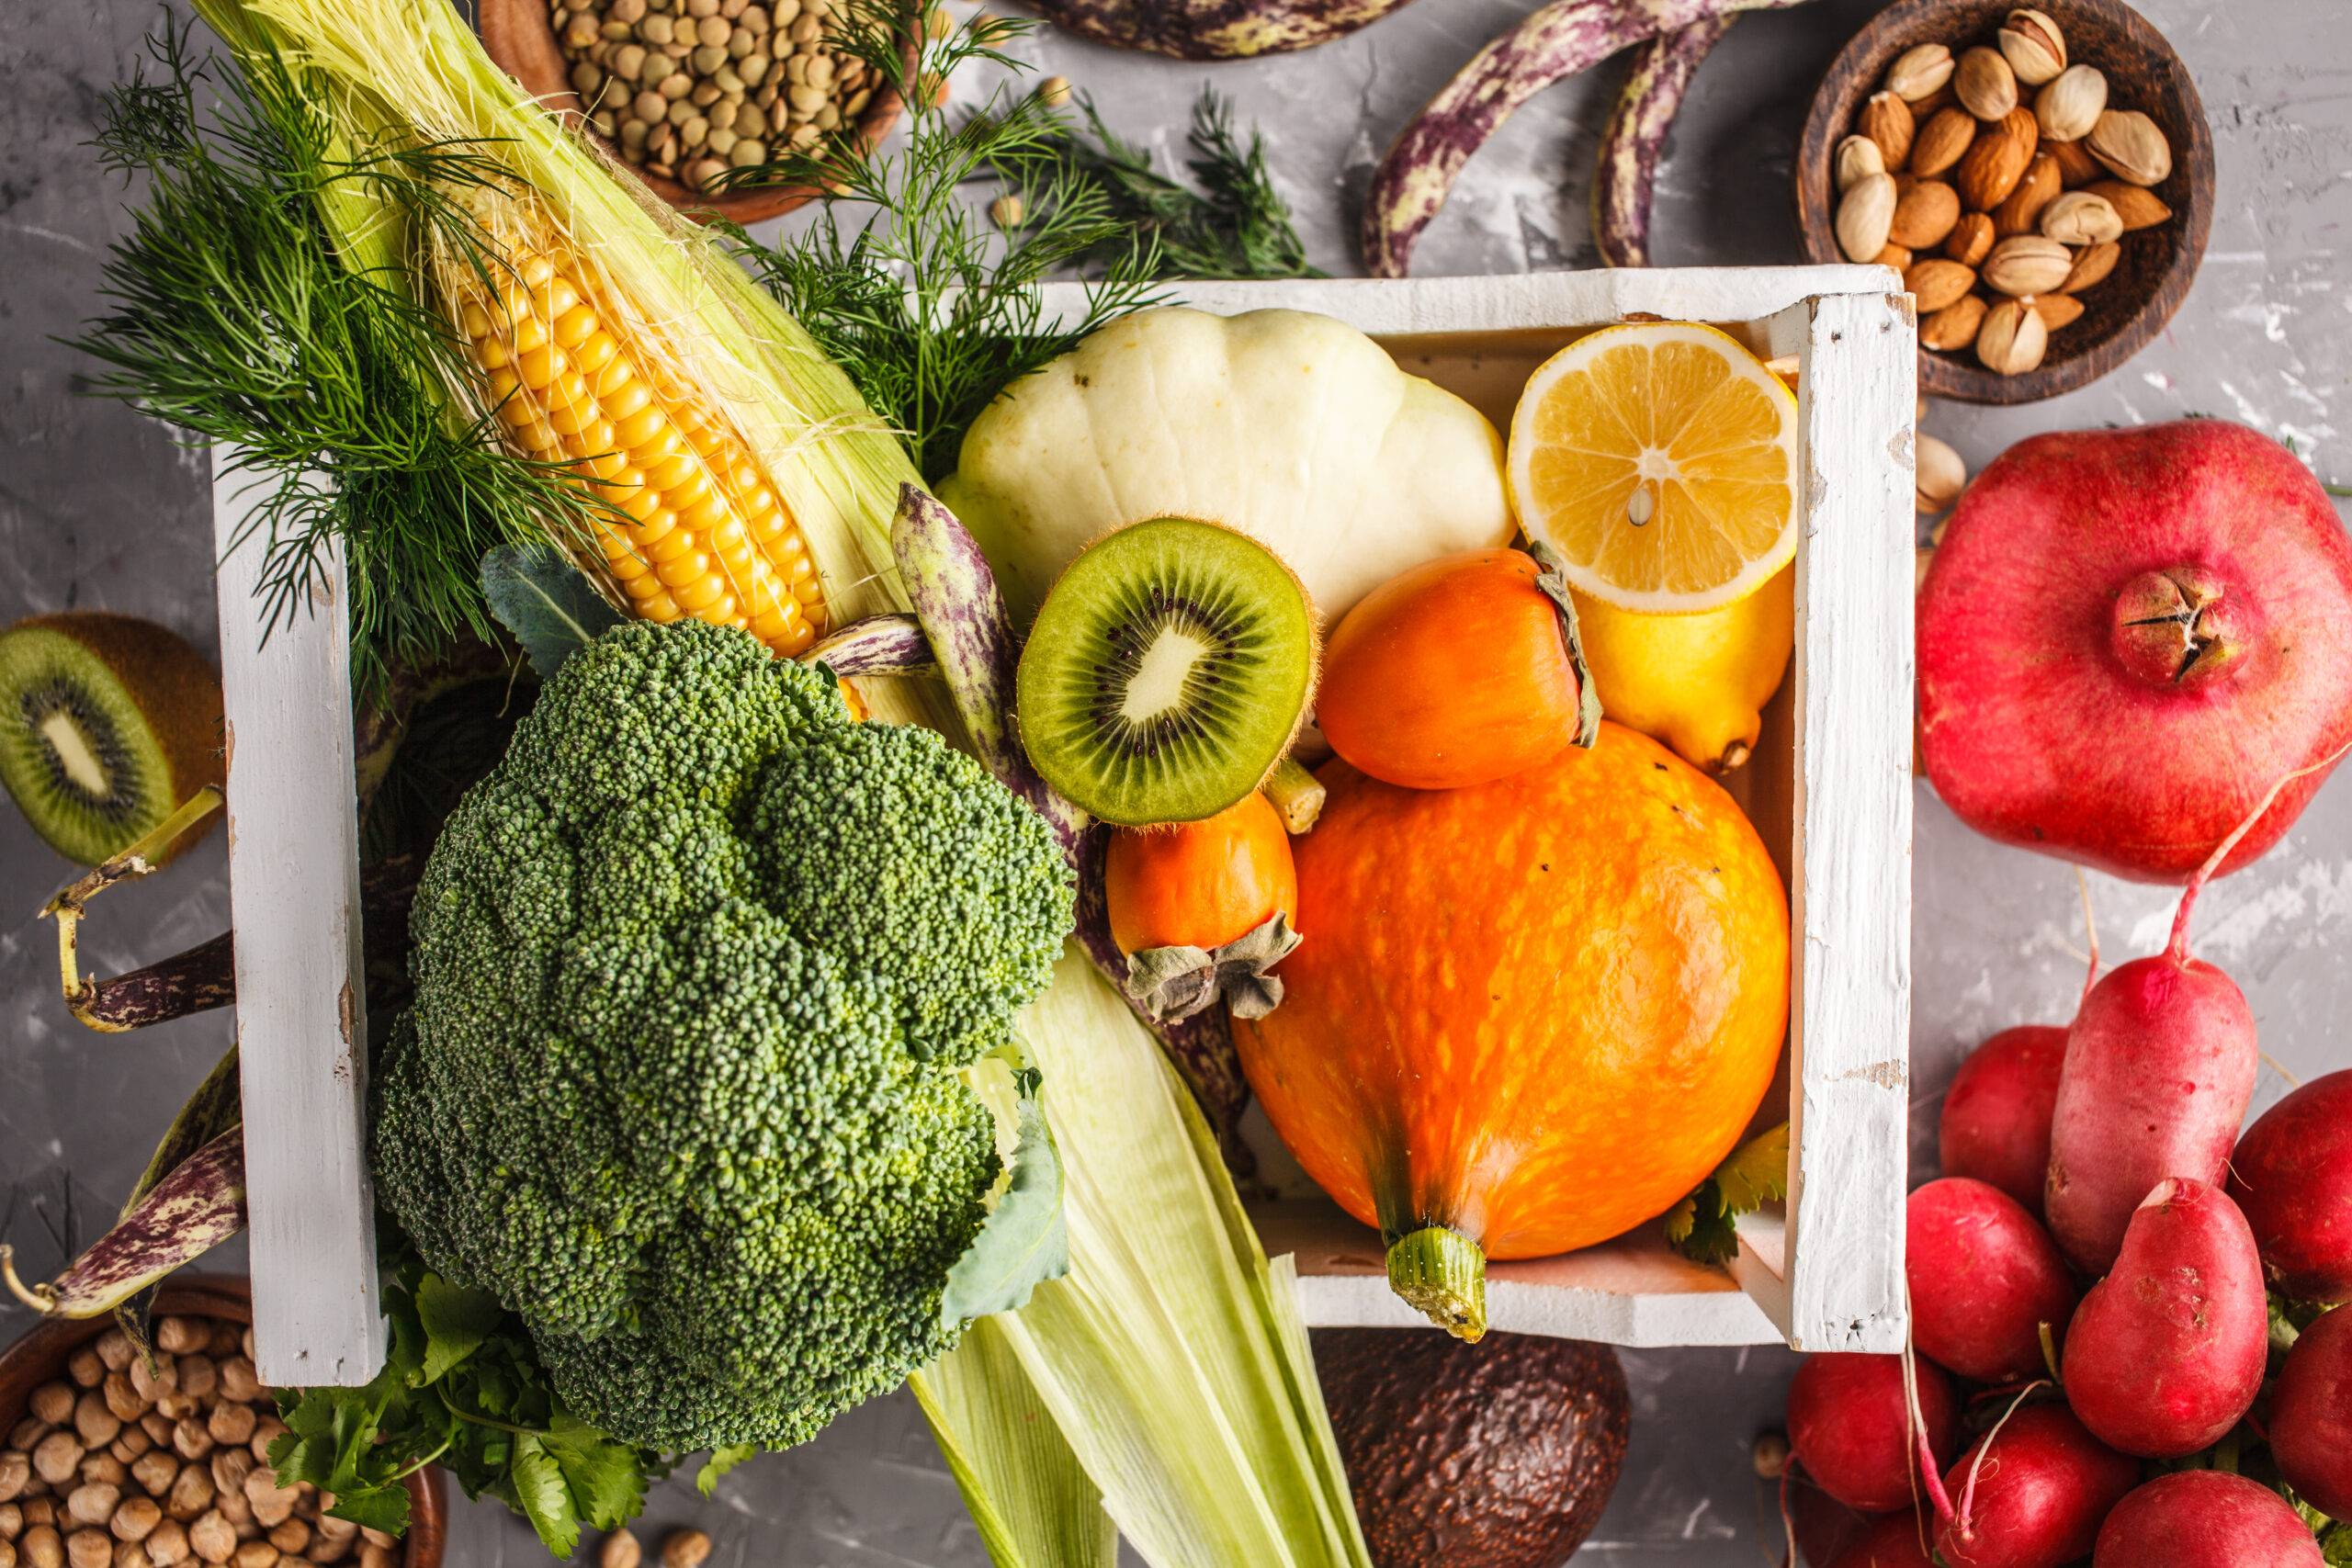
[1664,1122,1789,1266]
[73,21,598,689]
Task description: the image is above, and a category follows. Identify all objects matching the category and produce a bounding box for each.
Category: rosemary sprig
[72,21,598,689]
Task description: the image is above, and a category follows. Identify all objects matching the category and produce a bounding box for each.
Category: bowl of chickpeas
[0,1278,446,1568]
[478,0,916,224]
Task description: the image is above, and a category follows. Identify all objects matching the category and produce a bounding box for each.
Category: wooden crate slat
[211,447,385,1387]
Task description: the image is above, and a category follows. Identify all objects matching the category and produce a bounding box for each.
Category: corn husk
[910,1325,1115,1568]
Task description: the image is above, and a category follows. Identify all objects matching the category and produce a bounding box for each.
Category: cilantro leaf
[508,1433,582,1559]
[416,1272,505,1382]
[1665,1123,1790,1266]
[697,1444,758,1495]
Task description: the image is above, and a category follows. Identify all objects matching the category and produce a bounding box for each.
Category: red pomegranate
[1918,420,2352,883]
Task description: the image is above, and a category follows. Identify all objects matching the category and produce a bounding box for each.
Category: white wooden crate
[214,265,1912,1381]
[1030,268,1917,1354]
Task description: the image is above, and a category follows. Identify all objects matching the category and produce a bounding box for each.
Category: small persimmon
[1104,791,1301,1022]
[1316,547,1599,791]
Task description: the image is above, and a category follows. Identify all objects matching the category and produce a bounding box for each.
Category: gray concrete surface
[2,0,2346,1562]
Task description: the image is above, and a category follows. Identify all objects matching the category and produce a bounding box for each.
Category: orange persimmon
[1232,724,1789,1340]
[1105,790,1297,954]
[1316,547,1599,791]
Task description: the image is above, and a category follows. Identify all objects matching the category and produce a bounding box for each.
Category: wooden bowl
[477,0,910,226]
[0,1278,447,1566]
[1796,0,2212,403]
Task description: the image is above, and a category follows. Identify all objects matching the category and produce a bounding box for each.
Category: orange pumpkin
[1315,547,1598,791]
[1232,722,1789,1339]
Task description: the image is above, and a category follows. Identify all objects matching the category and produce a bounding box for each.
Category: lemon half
[1509,321,1800,615]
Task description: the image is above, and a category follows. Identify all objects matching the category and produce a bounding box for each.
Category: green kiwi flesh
[0,614,225,865]
[1016,517,1317,827]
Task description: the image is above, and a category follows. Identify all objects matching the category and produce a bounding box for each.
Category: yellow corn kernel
[447,235,827,656]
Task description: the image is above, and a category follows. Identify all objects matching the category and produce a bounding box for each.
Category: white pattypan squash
[938,307,1516,626]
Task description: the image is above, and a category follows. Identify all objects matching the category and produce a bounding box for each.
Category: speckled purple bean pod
[1593,16,1735,268]
[2,1129,247,1318]
[1362,0,1809,277]
[1035,0,1419,60]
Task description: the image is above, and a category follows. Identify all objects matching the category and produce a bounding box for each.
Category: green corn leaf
[911,1324,1113,1568]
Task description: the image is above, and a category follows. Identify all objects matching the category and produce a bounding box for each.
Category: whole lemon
[1571,563,1794,773]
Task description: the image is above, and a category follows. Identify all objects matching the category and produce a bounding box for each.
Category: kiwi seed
[1015,517,1317,828]
[0,613,225,866]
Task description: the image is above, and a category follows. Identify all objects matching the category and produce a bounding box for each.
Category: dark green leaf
[415,1272,507,1383]
[941,1070,1069,1325]
[696,1444,758,1495]
[545,1416,652,1531]
[1665,1123,1789,1266]
[480,544,625,680]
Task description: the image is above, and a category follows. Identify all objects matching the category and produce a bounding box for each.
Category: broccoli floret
[371,619,1074,1453]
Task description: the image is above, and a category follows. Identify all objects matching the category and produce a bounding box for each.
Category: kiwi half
[0,613,225,866]
[1016,517,1317,828]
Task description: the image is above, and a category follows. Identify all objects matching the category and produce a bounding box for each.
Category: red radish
[1906,1179,2078,1384]
[2270,1303,2352,1519]
[1939,1025,2067,1216]
[2228,1069,2352,1302]
[1785,1353,1961,1514]
[2058,1179,2267,1457]
[1827,1508,1935,1568]
[1935,1404,2139,1568]
[2091,1472,2324,1567]
[1789,1479,1871,1568]
[1919,420,2352,884]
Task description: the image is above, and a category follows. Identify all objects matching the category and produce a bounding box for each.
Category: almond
[1835,134,1886,191]
[2087,109,2172,186]
[1875,243,1916,270]
[1889,178,1962,249]
[1954,46,2018,121]
[1998,8,2067,86]
[2034,63,2107,142]
[2086,178,2173,231]
[1944,210,1996,266]
[2062,240,2120,292]
[1837,173,1898,263]
[1860,92,1916,171]
[2051,136,2105,187]
[2030,293,2086,331]
[1976,296,2049,375]
[1982,233,2074,297]
[1885,42,1956,104]
[1905,258,1978,313]
[1911,107,1977,179]
[1911,83,1960,120]
[1992,152,2063,237]
[2040,189,2124,245]
[1955,107,2039,210]
[1920,293,1989,354]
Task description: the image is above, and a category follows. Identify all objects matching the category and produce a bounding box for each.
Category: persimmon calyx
[1531,543,1605,748]
[1122,912,1303,1023]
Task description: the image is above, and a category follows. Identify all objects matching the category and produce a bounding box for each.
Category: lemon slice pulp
[1508,321,1800,615]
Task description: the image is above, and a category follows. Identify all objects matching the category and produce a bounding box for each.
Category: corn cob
[447,236,828,657]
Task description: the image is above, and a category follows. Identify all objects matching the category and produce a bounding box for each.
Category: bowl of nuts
[478,0,912,224]
[0,1278,446,1568]
[1797,0,2212,402]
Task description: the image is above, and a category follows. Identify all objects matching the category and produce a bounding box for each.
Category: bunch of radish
[1780,785,2352,1567]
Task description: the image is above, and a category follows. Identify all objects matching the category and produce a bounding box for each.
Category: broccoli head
[371,618,1075,1452]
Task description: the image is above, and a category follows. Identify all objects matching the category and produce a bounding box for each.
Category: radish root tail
[2169,733,2352,964]
[1955,1381,2052,1544]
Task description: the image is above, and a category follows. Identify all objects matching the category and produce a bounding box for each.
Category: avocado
[1312,1327,1630,1568]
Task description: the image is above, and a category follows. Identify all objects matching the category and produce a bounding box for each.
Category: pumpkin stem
[1386,1225,1487,1342]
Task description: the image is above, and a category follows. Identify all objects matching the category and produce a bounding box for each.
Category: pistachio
[2039,190,2123,245]
[2062,240,2121,292]
[1860,92,1916,171]
[1884,41,1955,103]
[2087,109,2172,186]
[1917,434,1967,513]
[2086,178,2173,231]
[1975,296,2049,375]
[1836,173,1898,264]
[1834,134,1886,192]
[1982,234,2075,297]
[1944,210,1996,267]
[1890,178,1962,249]
[1905,258,1978,313]
[1953,47,2018,121]
[1921,294,1990,355]
[1998,9,2067,85]
[2030,293,2086,331]
[2034,63,2107,142]
[1910,107,1976,179]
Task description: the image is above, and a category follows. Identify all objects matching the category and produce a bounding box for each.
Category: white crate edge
[1034,268,1915,1353]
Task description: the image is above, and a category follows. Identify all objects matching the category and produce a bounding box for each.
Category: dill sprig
[73,21,598,688]
[720,2,1171,484]
[1008,90,1322,283]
